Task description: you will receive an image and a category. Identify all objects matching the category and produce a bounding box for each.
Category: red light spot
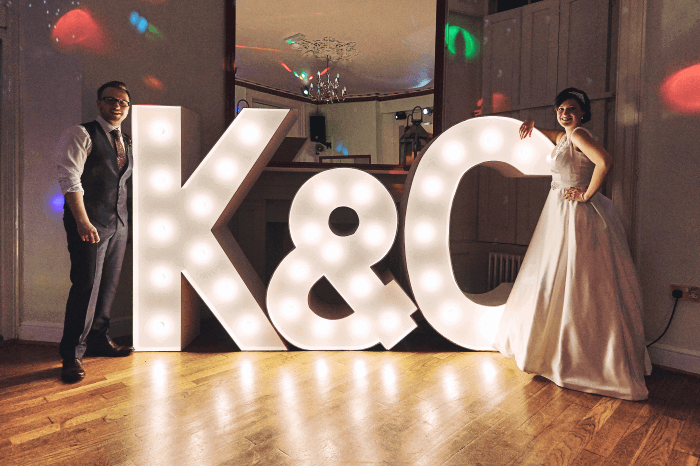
[51,9,108,54]
[280,62,292,72]
[660,63,700,115]
[493,92,510,113]
[320,68,330,76]
[143,75,165,91]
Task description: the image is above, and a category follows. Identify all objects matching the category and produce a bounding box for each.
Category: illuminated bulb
[351,275,371,297]
[441,304,461,323]
[149,219,174,241]
[421,271,442,292]
[150,122,171,140]
[352,318,370,336]
[151,267,172,287]
[240,124,260,145]
[190,194,213,216]
[363,225,385,246]
[414,222,436,244]
[150,169,173,192]
[352,184,372,204]
[422,177,443,197]
[322,243,342,263]
[517,145,533,162]
[381,312,399,331]
[315,184,336,204]
[289,261,309,280]
[216,158,238,180]
[190,243,211,264]
[303,224,321,244]
[481,129,503,151]
[239,316,258,335]
[215,279,238,301]
[315,320,331,336]
[443,142,466,165]
[150,318,171,336]
[282,300,300,319]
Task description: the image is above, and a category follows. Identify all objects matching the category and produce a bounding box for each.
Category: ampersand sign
[266,168,417,350]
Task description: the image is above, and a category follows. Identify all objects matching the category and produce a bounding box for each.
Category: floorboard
[2,337,700,466]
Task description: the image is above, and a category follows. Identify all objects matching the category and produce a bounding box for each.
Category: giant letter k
[132,107,294,350]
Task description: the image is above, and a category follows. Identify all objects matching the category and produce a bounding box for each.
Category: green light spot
[445,23,479,59]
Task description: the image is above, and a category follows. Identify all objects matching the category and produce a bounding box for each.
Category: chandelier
[309,56,346,103]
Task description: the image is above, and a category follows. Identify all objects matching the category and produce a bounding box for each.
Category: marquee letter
[267,168,417,350]
[401,116,553,349]
[132,106,294,350]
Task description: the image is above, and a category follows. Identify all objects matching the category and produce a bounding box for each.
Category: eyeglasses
[101,96,131,107]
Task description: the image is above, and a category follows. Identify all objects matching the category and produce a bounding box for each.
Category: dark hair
[554,87,591,124]
[97,81,131,101]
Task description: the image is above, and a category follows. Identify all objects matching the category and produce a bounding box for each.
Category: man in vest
[56,81,134,383]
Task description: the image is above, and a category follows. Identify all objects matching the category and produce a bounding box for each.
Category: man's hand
[77,220,100,243]
[64,191,100,243]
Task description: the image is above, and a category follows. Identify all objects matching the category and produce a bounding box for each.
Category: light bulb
[421,271,441,292]
[351,275,371,297]
[363,225,385,246]
[315,320,331,336]
[422,176,443,197]
[414,222,435,243]
[216,158,238,180]
[303,224,321,244]
[240,124,260,145]
[150,169,173,192]
[481,129,503,151]
[322,243,343,263]
[315,184,336,204]
[443,142,465,165]
[352,184,371,204]
[215,279,238,301]
[289,261,309,280]
[151,267,172,287]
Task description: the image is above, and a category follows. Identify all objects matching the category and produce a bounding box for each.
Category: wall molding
[0,2,22,342]
[648,343,700,375]
[612,0,647,259]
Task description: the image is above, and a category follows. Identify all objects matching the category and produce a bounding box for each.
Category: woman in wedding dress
[493,88,651,401]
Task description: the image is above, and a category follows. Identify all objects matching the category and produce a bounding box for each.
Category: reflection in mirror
[234,0,437,165]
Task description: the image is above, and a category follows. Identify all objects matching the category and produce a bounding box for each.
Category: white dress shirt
[56,116,125,195]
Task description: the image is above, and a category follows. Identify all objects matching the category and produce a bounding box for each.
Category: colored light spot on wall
[50,194,64,213]
[335,142,349,156]
[143,75,165,91]
[660,63,700,115]
[51,8,107,54]
[445,23,480,60]
[130,11,164,40]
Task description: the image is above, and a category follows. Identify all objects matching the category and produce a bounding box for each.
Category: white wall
[637,0,700,372]
[19,1,225,340]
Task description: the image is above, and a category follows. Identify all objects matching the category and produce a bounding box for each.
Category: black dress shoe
[61,358,85,383]
[86,339,134,357]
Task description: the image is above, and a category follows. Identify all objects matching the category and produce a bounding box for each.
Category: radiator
[487,252,524,291]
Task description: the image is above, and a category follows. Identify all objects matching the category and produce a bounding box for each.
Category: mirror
[233,0,438,165]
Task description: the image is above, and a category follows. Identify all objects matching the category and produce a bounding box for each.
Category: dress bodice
[547,127,595,188]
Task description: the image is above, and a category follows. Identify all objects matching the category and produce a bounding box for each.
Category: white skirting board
[19,317,133,343]
[648,343,700,375]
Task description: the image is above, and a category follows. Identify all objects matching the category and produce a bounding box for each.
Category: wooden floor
[1,332,700,466]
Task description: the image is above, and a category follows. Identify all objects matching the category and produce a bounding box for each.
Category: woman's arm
[519,119,564,144]
[566,128,614,202]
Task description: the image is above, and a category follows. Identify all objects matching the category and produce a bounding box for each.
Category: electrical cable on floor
[646,289,683,348]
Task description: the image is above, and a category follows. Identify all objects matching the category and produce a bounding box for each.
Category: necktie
[111,128,127,170]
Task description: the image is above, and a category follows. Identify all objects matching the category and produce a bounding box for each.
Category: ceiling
[235,0,437,98]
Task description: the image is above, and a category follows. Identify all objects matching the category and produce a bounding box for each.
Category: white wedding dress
[494,127,651,401]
